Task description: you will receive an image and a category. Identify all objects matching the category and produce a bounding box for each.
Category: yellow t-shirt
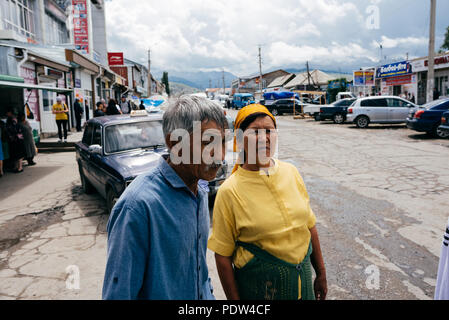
[208,159,316,299]
[52,103,68,121]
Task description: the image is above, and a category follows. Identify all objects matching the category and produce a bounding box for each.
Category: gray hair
[162,95,228,137]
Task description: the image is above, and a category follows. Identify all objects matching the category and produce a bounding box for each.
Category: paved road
[0,112,448,300]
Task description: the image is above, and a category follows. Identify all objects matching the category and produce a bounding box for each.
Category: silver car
[346,96,418,128]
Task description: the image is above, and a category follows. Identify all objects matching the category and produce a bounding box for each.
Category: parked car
[438,111,449,136]
[318,98,357,124]
[265,99,308,116]
[75,112,228,213]
[336,92,356,101]
[231,93,255,109]
[346,96,418,128]
[406,98,449,138]
[304,104,323,121]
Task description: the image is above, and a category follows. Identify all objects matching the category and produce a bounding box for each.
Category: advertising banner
[72,0,89,54]
[364,71,374,86]
[376,61,412,78]
[353,71,365,86]
[108,52,124,66]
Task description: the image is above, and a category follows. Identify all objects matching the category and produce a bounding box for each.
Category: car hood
[104,149,168,180]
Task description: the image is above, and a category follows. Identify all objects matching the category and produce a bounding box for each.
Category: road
[0,111,448,300]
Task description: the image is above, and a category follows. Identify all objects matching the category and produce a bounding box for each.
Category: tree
[161,72,170,96]
[441,26,449,52]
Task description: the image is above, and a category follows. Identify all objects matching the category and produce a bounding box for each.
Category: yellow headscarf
[232,104,276,173]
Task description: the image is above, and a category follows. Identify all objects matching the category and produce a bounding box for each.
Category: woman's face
[243,115,277,167]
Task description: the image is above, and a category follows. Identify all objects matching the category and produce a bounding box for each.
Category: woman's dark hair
[108,99,116,109]
[239,112,276,132]
[18,112,26,122]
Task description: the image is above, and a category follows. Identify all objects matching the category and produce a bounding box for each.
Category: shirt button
[198,265,201,271]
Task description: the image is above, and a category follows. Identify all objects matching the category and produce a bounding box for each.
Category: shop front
[376,61,416,100]
[412,52,449,105]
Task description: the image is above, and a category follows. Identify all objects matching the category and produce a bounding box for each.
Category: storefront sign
[75,79,82,88]
[384,74,412,86]
[365,71,374,86]
[20,66,39,121]
[72,0,89,54]
[412,54,449,72]
[108,52,124,66]
[376,61,412,78]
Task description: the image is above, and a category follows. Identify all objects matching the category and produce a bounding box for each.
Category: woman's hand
[314,272,327,300]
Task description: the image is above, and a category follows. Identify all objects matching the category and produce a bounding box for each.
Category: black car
[319,98,357,124]
[406,98,449,138]
[265,99,307,116]
[75,113,228,213]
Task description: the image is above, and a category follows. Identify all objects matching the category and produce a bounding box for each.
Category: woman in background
[18,113,37,166]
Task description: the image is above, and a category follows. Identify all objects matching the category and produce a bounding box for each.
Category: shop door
[39,89,58,133]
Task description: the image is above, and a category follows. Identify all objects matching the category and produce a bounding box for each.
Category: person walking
[18,113,37,166]
[433,87,440,101]
[139,100,146,110]
[5,112,25,173]
[208,104,327,300]
[52,96,69,143]
[119,95,131,114]
[94,101,105,117]
[106,99,122,115]
[74,99,84,132]
[102,95,227,300]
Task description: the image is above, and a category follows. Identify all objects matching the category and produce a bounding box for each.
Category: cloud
[103,0,445,75]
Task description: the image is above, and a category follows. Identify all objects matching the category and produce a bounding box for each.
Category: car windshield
[105,120,166,154]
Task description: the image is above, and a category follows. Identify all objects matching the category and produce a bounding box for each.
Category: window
[82,124,94,146]
[42,90,54,112]
[45,13,67,45]
[1,0,36,40]
[386,98,410,108]
[361,99,388,107]
[92,126,102,146]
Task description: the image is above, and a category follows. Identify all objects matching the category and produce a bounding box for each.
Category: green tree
[161,72,170,96]
[440,26,449,52]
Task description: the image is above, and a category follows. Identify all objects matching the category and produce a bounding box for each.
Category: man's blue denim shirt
[102,156,215,300]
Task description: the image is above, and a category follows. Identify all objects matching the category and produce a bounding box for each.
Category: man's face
[121,97,126,102]
[167,120,226,182]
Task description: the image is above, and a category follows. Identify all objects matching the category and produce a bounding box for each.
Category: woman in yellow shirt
[208,104,327,300]
[52,96,69,143]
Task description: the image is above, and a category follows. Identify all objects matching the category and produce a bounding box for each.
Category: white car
[346,96,419,128]
[304,104,322,121]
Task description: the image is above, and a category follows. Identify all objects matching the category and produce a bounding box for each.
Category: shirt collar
[158,156,189,189]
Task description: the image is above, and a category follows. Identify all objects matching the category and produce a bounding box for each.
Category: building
[231,69,290,96]
[411,51,449,105]
[266,73,296,90]
[284,70,335,91]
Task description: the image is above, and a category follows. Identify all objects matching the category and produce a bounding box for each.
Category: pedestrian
[18,113,37,166]
[52,96,69,143]
[208,104,327,300]
[105,99,122,116]
[410,93,416,104]
[433,87,440,101]
[74,99,84,132]
[94,101,105,117]
[139,100,146,110]
[102,95,227,300]
[5,111,25,173]
[119,95,131,114]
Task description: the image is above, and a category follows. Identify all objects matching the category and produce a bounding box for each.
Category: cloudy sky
[104,0,449,76]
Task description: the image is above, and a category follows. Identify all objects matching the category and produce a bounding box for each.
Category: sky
[104,0,449,77]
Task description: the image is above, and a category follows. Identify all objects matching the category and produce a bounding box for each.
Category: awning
[0,80,72,93]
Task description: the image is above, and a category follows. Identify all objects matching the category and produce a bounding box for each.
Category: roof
[285,70,335,88]
[88,113,163,126]
[267,74,295,88]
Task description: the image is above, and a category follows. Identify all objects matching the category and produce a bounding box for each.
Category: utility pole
[427,0,436,103]
[306,61,311,87]
[148,49,152,96]
[258,45,263,93]
[222,69,226,94]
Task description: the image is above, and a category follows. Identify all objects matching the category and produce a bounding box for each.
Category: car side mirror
[88,144,102,155]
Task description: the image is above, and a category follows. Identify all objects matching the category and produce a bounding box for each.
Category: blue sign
[376,61,412,78]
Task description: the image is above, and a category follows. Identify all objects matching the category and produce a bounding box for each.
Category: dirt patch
[0,206,65,252]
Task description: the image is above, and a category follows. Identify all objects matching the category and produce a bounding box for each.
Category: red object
[108,52,124,66]
[414,110,425,119]
[385,75,412,86]
[348,108,353,114]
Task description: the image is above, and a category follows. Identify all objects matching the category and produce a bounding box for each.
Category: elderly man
[102,95,228,300]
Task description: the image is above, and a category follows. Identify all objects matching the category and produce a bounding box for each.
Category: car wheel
[314,113,321,121]
[271,109,279,116]
[79,166,95,194]
[333,114,345,124]
[107,187,119,213]
[435,126,449,139]
[355,116,370,128]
